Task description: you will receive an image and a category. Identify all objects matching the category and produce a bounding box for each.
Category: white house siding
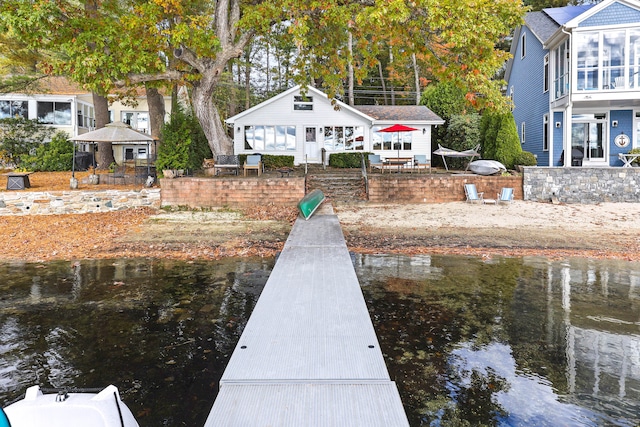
[232,87,372,165]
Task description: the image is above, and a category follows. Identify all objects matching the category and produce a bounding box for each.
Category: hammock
[433,144,480,171]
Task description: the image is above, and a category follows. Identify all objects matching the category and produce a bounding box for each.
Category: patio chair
[497,187,514,204]
[243,154,262,176]
[464,183,496,204]
[368,154,384,173]
[412,155,431,174]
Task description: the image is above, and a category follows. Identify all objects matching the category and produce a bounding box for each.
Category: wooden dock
[204,206,409,426]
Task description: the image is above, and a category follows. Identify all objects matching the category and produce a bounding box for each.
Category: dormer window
[293,95,313,111]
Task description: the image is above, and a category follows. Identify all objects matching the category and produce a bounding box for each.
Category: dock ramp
[204,207,409,426]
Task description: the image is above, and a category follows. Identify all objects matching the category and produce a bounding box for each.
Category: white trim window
[244,125,296,151]
[543,114,549,151]
[0,100,28,119]
[521,33,526,59]
[544,54,550,93]
[635,111,640,148]
[521,122,526,145]
[37,101,71,125]
[323,126,365,150]
[122,112,149,134]
[553,40,569,99]
[293,95,313,111]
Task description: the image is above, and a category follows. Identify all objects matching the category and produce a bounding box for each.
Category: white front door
[304,126,321,162]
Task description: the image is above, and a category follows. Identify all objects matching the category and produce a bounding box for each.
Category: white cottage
[226,85,444,165]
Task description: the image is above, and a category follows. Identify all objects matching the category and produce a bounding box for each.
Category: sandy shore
[2,200,640,263]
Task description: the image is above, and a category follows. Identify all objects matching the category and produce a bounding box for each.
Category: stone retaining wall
[0,189,161,215]
[523,167,640,203]
[368,174,523,203]
[160,177,306,208]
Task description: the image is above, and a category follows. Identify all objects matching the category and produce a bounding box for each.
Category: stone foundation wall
[0,189,161,215]
[523,167,640,203]
[368,174,523,203]
[160,177,306,208]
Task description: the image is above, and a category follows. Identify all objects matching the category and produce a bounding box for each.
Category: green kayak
[298,189,325,220]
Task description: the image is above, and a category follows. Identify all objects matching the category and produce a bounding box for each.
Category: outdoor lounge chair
[243,154,262,176]
[412,155,431,173]
[464,183,495,204]
[497,187,514,204]
[368,154,384,173]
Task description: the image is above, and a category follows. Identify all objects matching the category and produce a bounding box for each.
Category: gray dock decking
[204,209,409,426]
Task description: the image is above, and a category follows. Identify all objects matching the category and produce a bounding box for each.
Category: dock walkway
[204,206,409,426]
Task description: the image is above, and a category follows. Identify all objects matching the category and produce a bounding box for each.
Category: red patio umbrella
[377,124,418,172]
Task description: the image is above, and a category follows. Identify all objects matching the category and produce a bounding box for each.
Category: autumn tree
[1,0,525,157]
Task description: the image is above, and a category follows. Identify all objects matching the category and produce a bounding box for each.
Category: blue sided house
[505,0,640,167]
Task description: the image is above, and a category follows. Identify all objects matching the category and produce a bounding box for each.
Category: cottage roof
[354,105,443,124]
[524,11,560,44]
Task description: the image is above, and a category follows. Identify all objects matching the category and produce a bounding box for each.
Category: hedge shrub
[328,152,366,168]
[514,151,537,166]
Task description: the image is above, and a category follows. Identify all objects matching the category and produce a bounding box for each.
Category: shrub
[0,117,55,168]
[157,107,211,172]
[262,155,294,169]
[328,152,365,168]
[514,151,537,166]
[21,132,74,171]
[481,112,522,169]
[444,113,481,169]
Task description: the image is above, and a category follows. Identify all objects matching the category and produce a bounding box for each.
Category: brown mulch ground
[0,171,637,263]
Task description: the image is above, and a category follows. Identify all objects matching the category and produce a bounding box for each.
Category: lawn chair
[412,155,431,174]
[368,154,384,173]
[243,154,262,176]
[497,187,514,204]
[464,183,496,204]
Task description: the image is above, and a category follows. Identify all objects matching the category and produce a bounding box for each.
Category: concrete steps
[305,168,367,203]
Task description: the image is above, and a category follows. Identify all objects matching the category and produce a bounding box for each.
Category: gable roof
[226,85,443,124]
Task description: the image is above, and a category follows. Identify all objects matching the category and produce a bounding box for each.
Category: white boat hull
[469,160,506,176]
[3,385,139,427]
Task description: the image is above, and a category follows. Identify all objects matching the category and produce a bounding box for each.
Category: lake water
[0,255,638,426]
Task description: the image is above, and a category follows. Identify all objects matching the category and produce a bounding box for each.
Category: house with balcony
[505,0,640,167]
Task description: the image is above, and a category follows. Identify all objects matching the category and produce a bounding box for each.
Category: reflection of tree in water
[360,256,524,426]
[443,367,509,426]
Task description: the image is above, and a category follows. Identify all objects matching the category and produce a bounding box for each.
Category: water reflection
[0,255,639,427]
[358,254,640,427]
[0,258,273,426]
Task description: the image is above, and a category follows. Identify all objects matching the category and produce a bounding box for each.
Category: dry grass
[0,170,147,192]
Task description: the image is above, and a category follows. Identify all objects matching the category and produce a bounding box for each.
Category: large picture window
[553,40,569,99]
[244,125,296,151]
[372,126,412,151]
[323,126,364,150]
[0,100,28,119]
[37,101,71,125]
[575,29,640,91]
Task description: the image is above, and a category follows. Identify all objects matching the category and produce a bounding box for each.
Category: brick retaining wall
[368,174,523,203]
[160,177,306,208]
[523,167,640,203]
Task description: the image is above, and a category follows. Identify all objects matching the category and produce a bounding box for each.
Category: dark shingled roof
[354,105,442,122]
[524,11,560,44]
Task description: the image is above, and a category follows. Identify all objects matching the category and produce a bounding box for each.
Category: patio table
[618,152,640,167]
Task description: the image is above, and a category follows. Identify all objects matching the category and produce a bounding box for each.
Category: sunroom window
[575,29,640,91]
[244,125,296,151]
[0,100,28,119]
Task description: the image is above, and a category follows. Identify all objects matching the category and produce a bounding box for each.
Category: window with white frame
[635,111,640,148]
[0,100,28,119]
[509,86,514,111]
[122,112,149,134]
[575,29,640,91]
[244,125,296,151]
[521,33,526,58]
[521,122,526,145]
[543,114,549,151]
[323,126,365,150]
[544,54,549,93]
[553,40,569,99]
[293,95,313,111]
[37,101,71,125]
[371,125,411,151]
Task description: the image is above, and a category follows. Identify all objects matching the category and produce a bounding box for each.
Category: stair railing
[361,153,369,199]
